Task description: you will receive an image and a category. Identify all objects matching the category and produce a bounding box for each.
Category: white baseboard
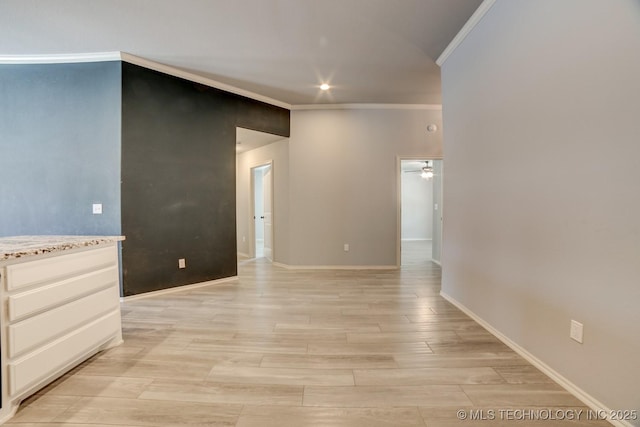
[273,262,397,271]
[237,252,250,258]
[121,276,238,301]
[401,238,433,242]
[431,258,442,266]
[440,291,632,427]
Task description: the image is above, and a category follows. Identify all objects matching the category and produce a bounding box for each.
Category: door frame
[249,160,274,260]
[396,155,443,267]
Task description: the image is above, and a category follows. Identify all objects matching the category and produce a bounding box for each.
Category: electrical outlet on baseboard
[178,258,186,269]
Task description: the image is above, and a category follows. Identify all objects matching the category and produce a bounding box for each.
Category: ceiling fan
[404,161,434,179]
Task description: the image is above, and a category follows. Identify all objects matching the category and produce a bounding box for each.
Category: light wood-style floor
[8,242,609,426]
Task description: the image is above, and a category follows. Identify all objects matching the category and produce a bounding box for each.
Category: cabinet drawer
[8,265,118,322]
[8,286,119,358]
[8,309,121,396]
[5,246,116,291]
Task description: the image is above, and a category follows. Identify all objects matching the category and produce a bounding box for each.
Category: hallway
[8,259,608,426]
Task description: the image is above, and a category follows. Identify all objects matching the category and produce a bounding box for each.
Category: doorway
[251,163,273,261]
[398,158,443,266]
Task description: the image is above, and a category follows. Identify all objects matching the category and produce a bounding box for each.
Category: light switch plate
[570,320,584,343]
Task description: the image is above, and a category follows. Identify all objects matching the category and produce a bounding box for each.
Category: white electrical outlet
[570,320,584,343]
[178,258,186,269]
[92,203,103,215]
[242,236,246,242]
[344,243,350,252]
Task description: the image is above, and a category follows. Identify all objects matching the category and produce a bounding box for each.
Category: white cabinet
[0,241,123,424]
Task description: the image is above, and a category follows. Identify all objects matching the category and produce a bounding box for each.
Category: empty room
[0,1,638,426]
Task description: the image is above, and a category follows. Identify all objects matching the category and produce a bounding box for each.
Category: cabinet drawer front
[5,246,116,291]
[8,286,120,358]
[9,310,121,396]
[8,266,118,322]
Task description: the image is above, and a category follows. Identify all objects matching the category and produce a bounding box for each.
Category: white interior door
[262,165,273,261]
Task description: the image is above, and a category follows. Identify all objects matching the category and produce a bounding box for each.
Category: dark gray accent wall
[0,62,122,237]
[121,63,289,296]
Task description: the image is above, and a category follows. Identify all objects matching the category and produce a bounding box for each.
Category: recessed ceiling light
[320,83,330,91]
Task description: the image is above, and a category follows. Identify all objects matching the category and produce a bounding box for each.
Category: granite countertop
[0,235,125,261]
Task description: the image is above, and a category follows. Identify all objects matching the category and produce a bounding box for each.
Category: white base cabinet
[0,242,123,424]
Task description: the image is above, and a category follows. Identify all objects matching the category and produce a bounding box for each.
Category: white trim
[436,0,497,66]
[273,262,397,271]
[431,259,442,267]
[120,276,238,302]
[292,104,442,111]
[440,291,632,427]
[0,52,121,64]
[237,252,250,258]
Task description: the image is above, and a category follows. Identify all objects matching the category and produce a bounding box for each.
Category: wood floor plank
[275,322,381,332]
[308,341,433,355]
[37,375,153,398]
[72,357,212,380]
[393,352,528,369]
[51,396,242,426]
[461,384,585,406]
[261,354,398,369]
[354,367,505,386]
[187,338,308,354]
[236,405,427,427]
[207,365,355,386]
[129,348,265,366]
[347,330,459,344]
[139,379,303,406]
[233,330,348,343]
[493,365,556,384]
[303,385,473,407]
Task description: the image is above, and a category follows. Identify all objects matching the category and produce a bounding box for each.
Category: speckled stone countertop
[0,235,125,261]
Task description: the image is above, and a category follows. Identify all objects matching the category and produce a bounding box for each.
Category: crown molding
[0,52,121,64]
[436,0,497,67]
[292,103,442,111]
[120,52,291,110]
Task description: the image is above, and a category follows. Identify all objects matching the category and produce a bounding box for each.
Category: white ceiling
[0,0,482,106]
[236,127,286,153]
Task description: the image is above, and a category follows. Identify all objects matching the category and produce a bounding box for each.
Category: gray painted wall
[441,0,640,416]
[288,108,442,266]
[0,62,121,236]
